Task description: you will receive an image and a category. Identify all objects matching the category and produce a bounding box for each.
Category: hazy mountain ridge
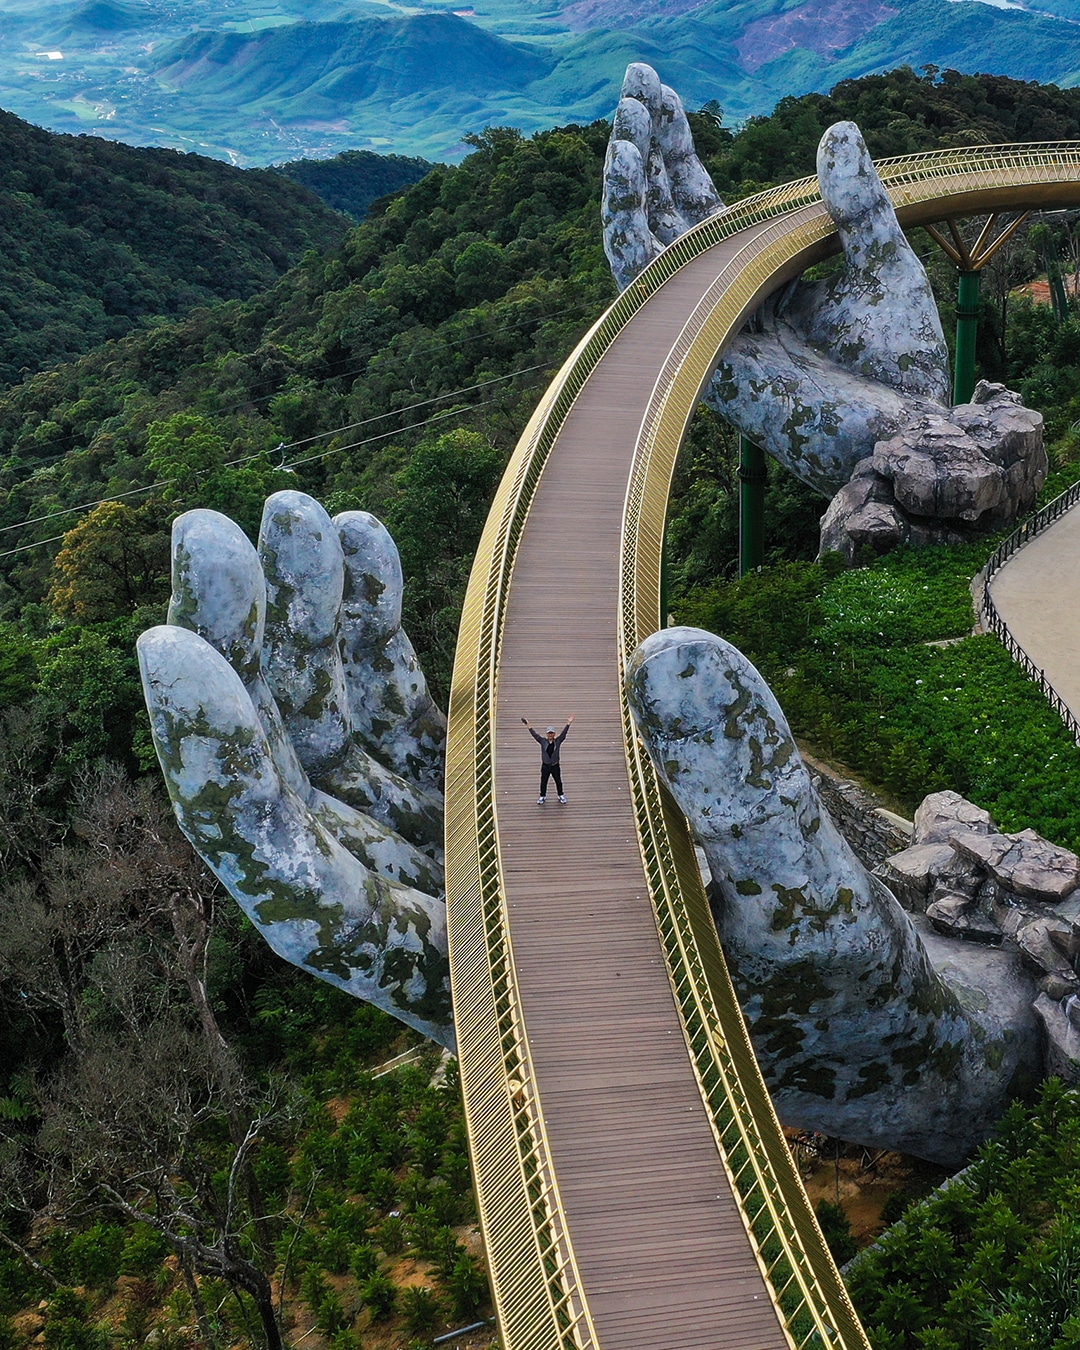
[6,0,1080,160]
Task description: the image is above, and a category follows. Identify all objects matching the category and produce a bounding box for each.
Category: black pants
[540,764,563,797]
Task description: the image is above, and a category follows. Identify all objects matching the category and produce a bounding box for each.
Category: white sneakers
[558,795,567,804]
[538,796,545,805]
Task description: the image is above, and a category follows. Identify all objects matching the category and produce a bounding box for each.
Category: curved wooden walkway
[446,144,1080,1350]
[495,221,789,1348]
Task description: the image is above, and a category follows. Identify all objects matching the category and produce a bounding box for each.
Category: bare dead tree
[0,763,300,1350]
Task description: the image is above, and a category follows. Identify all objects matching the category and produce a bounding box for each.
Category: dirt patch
[735,0,897,73]
[789,1131,950,1244]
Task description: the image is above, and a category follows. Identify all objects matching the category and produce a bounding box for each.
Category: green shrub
[377,1216,405,1255]
[315,1290,348,1336]
[811,1200,856,1266]
[119,1225,169,1278]
[447,1254,489,1321]
[359,1271,396,1320]
[300,1267,329,1312]
[401,1285,440,1336]
[252,1143,292,1205]
[65,1223,125,1289]
[319,1227,352,1275]
[350,1245,379,1283]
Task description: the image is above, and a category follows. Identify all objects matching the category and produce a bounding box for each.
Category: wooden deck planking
[493,230,790,1348]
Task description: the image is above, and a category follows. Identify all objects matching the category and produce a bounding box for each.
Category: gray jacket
[530,725,569,766]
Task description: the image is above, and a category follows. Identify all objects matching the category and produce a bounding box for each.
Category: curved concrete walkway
[987,502,1080,720]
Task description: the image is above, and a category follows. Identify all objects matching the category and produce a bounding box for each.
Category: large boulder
[915,790,996,845]
[950,829,1080,903]
[819,385,1046,563]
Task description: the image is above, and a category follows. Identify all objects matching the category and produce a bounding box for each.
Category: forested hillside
[273,149,433,220]
[6,66,1080,1350]
[0,109,349,383]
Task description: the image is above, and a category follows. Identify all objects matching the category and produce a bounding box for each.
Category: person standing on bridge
[521,715,574,804]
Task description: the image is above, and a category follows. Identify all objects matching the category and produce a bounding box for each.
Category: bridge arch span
[445,145,1080,1350]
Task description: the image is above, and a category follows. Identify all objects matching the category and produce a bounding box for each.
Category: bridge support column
[954,268,981,405]
[739,434,766,577]
[925,212,1030,406]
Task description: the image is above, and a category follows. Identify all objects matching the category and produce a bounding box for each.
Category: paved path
[987,503,1080,719]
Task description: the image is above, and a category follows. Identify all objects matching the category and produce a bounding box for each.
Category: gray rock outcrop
[819,384,1046,562]
[602,66,1046,560]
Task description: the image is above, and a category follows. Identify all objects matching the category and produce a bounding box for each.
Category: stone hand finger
[336,509,446,788]
[259,490,443,847]
[779,122,949,403]
[603,63,723,291]
[170,506,309,799]
[603,125,662,291]
[138,624,454,1047]
[168,506,442,888]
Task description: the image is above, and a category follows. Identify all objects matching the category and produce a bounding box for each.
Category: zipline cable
[0,362,555,541]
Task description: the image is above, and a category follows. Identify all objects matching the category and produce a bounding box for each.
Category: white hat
[546,725,556,733]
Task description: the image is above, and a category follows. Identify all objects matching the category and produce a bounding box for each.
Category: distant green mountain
[130,0,1080,158]
[274,148,433,219]
[0,107,349,383]
[7,0,1080,161]
[152,15,554,109]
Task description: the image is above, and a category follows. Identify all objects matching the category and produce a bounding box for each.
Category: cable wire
[0,367,555,560]
[0,362,553,540]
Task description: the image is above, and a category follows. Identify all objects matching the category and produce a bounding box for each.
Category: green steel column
[953,268,981,406]
[738,434,767,576]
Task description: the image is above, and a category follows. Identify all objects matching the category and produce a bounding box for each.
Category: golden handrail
[446,143,1080,1349]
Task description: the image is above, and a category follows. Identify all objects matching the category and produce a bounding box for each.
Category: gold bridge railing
[445,142,1080,1349]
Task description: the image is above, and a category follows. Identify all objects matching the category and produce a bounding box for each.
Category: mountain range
[5,0,1080,161]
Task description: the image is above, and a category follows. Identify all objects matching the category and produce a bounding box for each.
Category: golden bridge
[444,145,1080,1350]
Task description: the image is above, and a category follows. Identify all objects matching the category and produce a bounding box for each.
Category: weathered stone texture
[602,65,1046,559]
[625,624,1037,1165]
[141,494,454,1047]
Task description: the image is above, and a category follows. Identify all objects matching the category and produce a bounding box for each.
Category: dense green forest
[273,150,433,221]
[7,64,1080,1350]
[0,109,350,384]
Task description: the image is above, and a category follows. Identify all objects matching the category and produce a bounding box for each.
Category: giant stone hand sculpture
[142,491,1059,1163]
[138,492,453,1048]
[626,628,1040,1166]
[603,64,1046,557]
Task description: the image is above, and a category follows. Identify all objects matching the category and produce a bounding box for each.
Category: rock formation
[602,64,1046,559]
[879,790,1080,1084]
